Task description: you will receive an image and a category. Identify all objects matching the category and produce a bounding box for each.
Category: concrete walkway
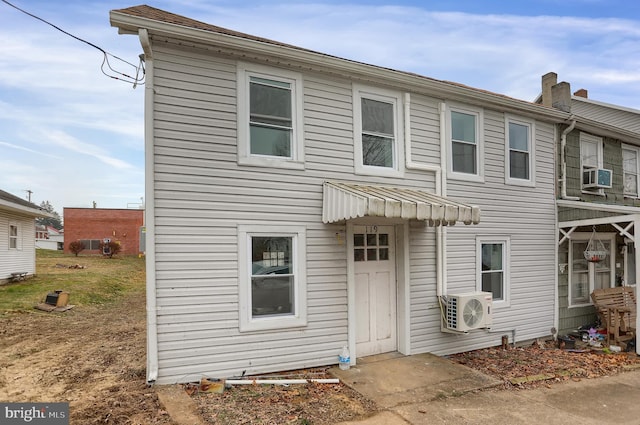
[333,352,640,425]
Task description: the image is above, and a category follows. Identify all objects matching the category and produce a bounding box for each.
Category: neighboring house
[0,189,51,283]
[35,225,64,250]
[538,73,640,339]
[63,208,144,256]
[111,5,572,385]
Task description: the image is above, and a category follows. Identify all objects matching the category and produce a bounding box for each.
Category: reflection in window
[251,236,293,317]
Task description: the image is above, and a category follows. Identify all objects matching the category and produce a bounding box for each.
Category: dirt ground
[2,289,639,424]
[0,291,376,425]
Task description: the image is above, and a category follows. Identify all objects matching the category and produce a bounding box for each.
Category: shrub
[99,240,122,258]
[68,240,85,256]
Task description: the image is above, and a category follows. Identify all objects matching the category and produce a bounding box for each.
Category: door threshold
[357,351,404,365]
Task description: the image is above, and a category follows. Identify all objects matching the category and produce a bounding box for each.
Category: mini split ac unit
[583,168,612,189]
[444,292,493,332]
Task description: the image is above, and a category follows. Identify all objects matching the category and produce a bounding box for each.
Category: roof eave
[0,199,53,218]
[110,10,570,123]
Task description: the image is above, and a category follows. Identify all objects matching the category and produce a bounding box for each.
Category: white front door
[354,225,397,357]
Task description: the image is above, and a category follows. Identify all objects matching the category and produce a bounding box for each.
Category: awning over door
[322,181,481,225]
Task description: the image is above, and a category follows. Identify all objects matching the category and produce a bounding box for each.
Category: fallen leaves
[449,339,640,389]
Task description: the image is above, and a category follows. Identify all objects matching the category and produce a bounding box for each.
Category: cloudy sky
[1,0,639,214]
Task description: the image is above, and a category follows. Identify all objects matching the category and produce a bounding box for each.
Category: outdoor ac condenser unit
[445,292,493,332]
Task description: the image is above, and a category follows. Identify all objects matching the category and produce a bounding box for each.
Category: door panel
[354,225,396,357]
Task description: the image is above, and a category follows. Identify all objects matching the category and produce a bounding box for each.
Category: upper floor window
[623,144,640,197]
[353,85,404,177]
[9,224,19,249]
[447,104,483,182]
[477,236,510,305]
[505,115,535,186]
[580,133,604,193]
[237,63,304,169]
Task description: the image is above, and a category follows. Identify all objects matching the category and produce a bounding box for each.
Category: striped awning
[322,181,480,226]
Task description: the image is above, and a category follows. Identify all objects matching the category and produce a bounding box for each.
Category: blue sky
[1,0,639,214]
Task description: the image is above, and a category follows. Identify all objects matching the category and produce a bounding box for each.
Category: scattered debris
[55,263,87,269]
[34,290,74,312]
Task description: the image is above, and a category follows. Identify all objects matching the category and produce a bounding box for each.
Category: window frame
[238,224,307,332]
[622,143,640,198]
[237,62,304,170]
[353,84,404,177]
[504,114,535,187]
[568,232,616,308]
[476,236,510,307]
[580,132,604,194]
[447,103,484,182]
[9,222,20,250]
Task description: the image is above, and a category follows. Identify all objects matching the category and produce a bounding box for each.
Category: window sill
[448,171,484,183]
[505,178,535,188]
[239,315,307,332]
[581,190,605,197]
[568,302,593,309]
[355,165,404,178]
[238,156,305,170]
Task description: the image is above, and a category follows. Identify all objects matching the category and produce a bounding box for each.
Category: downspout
[403,93,445,297]
[560,118,578,200]
[139,28,159,384]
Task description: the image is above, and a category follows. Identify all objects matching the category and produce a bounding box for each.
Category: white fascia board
[0,200,52,218]
[109,11,571,124]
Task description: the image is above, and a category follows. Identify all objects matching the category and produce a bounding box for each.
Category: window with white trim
[580,133,603,192]
[568,233,615,307]
[9,223,19,249]
[448,105,483,181]
[623,144,640,197]
[238,225,307,332]
[237,63,304,169]
[477,237,509,304]
[505,115,535,186]
[353,85,404,177]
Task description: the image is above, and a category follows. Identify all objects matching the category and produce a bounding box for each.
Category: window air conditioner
[583,168,612,189]
[444,292,493,332]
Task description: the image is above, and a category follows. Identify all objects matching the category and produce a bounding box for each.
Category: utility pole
[25,189,33,202]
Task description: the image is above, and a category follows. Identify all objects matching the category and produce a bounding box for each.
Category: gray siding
[149,36,558,383]
[572,99,640,133]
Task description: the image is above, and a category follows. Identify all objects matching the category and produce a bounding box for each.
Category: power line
[1,0,144,86]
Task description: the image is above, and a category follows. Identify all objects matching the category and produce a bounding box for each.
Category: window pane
[362,134,393,167]
[571,271,589,304]
[509,122,528,151]
[366,234,377,246]
[10,225,17,237]
[625,174,638,196]
[354,234,364,247]
[510,150,530,180]
[482,272,503,300]
[252,275,293,316]
[572,242,588,272]
[379,233,389,246]
[623,149,637,172]
[379,248,389,260]
[451,111,476,143]
[251,236,291,274]
[581,140,598,168]
[250,125,291,157]
[367,248,377,261]
[482,243,503,271]
[362,98,394,135]
[250,78,291,123]
[354,248,365,261]
[452,141,476,174]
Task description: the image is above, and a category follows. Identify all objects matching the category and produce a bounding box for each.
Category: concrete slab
[334,410,410,425]
[331,353,501,409]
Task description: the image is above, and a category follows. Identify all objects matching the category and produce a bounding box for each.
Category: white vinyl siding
[353,84,404,177]
[237,62,304,169]
[447,104,484,182]
[505,115,535,187]
[622,144,640,197]
[0,212,35,280]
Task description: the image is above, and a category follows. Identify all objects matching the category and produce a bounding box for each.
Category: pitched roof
[0,189,49,217]
[110,5,567,121]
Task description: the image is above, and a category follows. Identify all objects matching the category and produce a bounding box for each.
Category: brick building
[63,208,144,256]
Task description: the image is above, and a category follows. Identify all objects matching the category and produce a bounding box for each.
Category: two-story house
[111,5,574,385]
[539,73,640,341]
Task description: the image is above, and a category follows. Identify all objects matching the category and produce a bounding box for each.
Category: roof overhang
[0,199,51,218]
[322,181,480,226]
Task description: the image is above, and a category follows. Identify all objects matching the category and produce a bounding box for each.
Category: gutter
[560,118,578,200]
[139,28,159,384]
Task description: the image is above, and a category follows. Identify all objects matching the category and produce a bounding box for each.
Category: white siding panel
[0,211,36,280]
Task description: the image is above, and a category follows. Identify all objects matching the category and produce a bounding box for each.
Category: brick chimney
[541,72,557,107]
[551,82,572,112]
[574,88,588,98]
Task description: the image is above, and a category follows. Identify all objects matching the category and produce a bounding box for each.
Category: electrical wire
[1,0,145,86]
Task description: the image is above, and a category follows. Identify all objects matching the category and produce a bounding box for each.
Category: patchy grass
[0,249,145,313]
